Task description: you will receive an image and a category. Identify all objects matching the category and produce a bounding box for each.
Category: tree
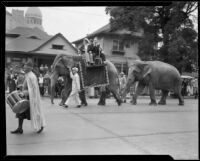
[105,2,198,73]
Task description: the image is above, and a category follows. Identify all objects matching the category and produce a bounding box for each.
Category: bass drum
[6,91,30,114]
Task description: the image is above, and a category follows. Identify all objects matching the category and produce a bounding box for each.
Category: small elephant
[122,60,184,106]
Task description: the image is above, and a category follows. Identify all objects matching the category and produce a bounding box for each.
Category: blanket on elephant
[78,59,109,88]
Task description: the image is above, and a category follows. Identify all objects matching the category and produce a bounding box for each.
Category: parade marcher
[63,67,81,108]
[119,72,127,103]
[8,69,17,93]
[10,60,46,134]
[38,73,44,96]
[87,38,95,65]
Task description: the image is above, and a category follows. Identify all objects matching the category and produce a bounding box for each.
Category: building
[5,7,77,70]
[72,23,143,74]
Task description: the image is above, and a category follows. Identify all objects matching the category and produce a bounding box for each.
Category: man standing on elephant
[63,67,81,108]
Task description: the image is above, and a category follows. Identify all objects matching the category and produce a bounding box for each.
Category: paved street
[6,96,198,159]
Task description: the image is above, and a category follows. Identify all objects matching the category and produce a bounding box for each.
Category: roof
[33,33,77,52]
[72,23,111,44]
[6,36,47,52]
[6,10,12,16]
[6,26,52,40]
[72,23,143,44]
[6,31,76,54]
[181,75,194,79]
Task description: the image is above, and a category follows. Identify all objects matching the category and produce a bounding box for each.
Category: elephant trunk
[50,71,59,104]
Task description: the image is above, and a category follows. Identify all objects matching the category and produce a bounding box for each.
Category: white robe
[65,72,81,106]
[24,71,46,131]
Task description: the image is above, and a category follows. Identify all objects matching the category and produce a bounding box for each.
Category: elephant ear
[142,64,152,79]
[137,62,152,79]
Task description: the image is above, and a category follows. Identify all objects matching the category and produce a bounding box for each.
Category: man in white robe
[63,67,81,108]
[11,60,46,134]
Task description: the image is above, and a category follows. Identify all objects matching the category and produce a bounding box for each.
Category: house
[5,8,77,70]
[72,23,143,74]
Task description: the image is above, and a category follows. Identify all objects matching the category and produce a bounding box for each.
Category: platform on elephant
[78,60,109,88]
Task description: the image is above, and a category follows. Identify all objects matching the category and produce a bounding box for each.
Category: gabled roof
[6,10,12,16]
[72,23,111,44]
[32,33,77,52]
[6,35,47,52]
[72,23,143,44]
[6,26,52,40]
[6,32,76,53]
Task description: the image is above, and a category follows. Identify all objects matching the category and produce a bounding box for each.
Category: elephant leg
[132,82,146,105]
[79,90,88,106]
[175,86,184,105]
[149,83,157,105]
[98,86,106,106]
[107,86,122,106]
[59,88,71,106]
[158,90,169,105]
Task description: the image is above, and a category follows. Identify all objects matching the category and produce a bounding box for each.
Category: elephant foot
[149,101,157,106]
[59,102,64,106]
[179,101,184,106]
[117,99,122,106]
[98,101,105,106]
[158,101,166,105]
[81,102,88,106]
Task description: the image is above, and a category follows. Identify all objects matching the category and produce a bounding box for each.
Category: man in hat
[119,72,127,103]
[63,67,81,108]
[87,38,95,65]
[10,60,46,134]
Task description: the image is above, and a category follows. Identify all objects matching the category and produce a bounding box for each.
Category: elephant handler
[63,67,82,108]
[10,60,46,134]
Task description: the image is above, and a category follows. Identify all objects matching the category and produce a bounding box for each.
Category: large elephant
[122,60,184,105]
[50,54,122,106]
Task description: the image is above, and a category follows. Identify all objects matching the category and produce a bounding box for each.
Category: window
[52,44,64,50]
[112,39,124,51]
[112,39,125,55]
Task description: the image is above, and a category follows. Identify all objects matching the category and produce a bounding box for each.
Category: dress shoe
[63,104,68,108]
[37,126,44,133]
[11,128,23,134]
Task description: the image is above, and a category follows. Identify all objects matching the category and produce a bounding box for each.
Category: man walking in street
[10,60,46,134]
[63,67,81,108]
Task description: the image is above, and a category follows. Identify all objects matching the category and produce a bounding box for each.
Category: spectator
[192,78,198,99]
[119,72,127,103]
[8,69,17,93]
[186,80,193,96]
[38,74,44,96]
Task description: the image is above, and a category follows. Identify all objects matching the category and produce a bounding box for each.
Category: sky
[6,6,198,43]
[6,7,110,42]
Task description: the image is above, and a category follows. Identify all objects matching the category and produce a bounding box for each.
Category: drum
[6,91,30,114]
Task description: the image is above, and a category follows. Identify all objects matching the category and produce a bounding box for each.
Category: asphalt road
[6,96,198,159]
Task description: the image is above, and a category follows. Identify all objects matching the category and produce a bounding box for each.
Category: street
[6,96,198,159]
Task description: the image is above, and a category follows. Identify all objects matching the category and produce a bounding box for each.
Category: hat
[72,67,78,72]
[84,38,90,43]
[24,60,33,69]
[120,72,124,75]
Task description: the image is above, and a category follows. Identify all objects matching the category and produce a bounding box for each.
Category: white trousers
[65,90,81,106]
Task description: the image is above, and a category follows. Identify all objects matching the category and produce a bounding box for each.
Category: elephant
[50,54,122,106]
[122,60,184,105]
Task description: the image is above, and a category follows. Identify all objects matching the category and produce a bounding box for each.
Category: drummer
[10,60,46,134]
